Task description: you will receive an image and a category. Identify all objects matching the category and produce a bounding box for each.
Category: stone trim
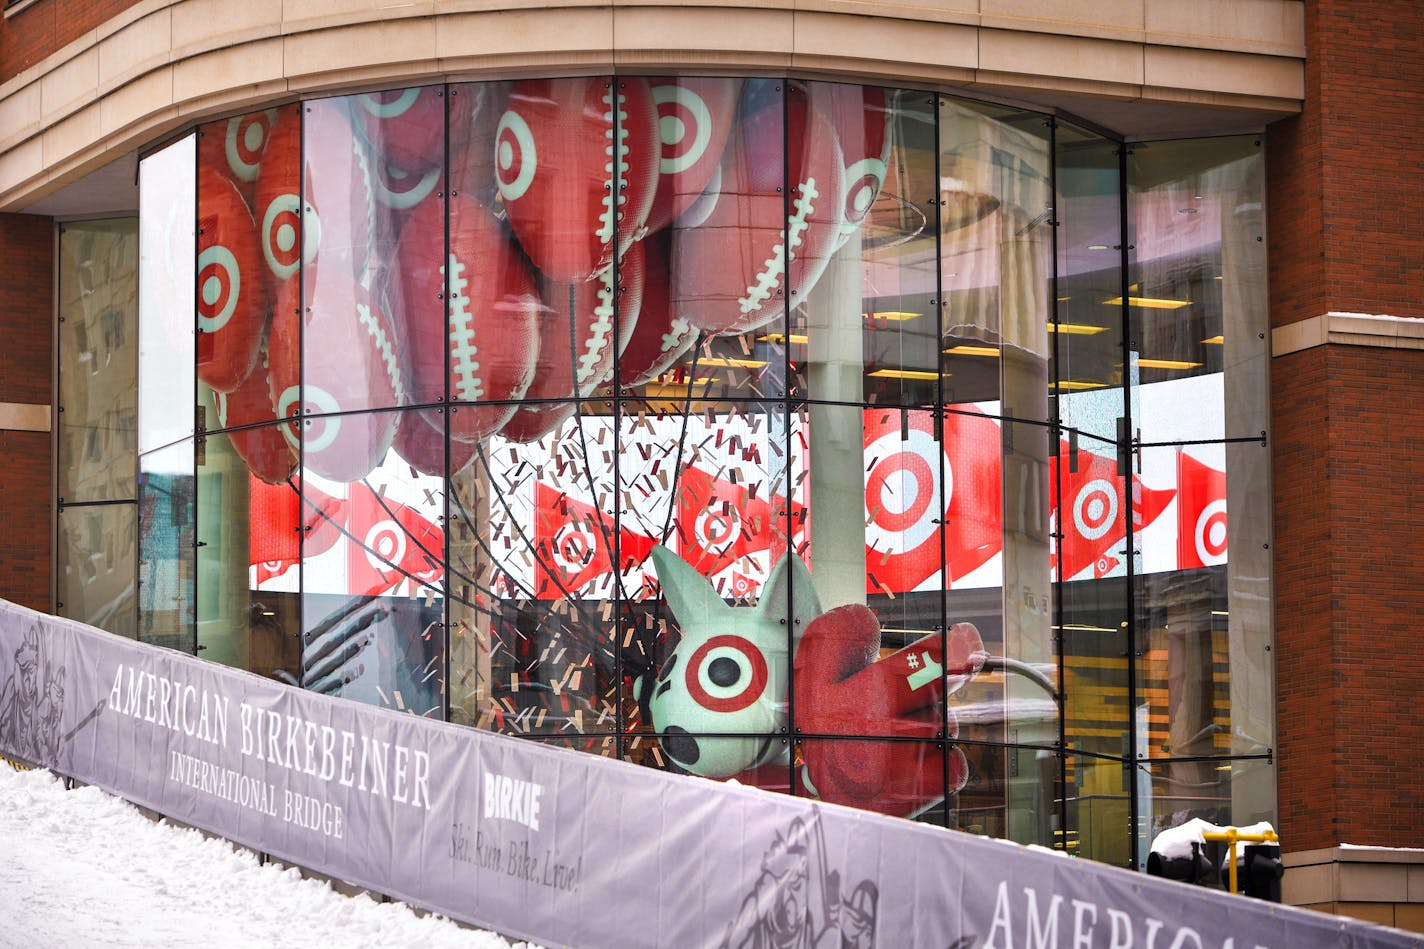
[1272,312,1424,357]
[0,401,50,432]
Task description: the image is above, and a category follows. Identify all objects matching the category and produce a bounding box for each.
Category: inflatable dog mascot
[645,546,987,818]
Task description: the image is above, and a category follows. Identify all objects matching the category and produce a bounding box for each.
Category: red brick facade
[0,212,53,612]
[0,0,144,83]
[1269,0,1424,853]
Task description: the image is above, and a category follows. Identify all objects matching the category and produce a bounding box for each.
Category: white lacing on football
[349,135,378,277]
[739,177,820,315]
[358,302,405,404]
[577,275,616,391]
[661,317,693,354]
[597,88,631,246]
[445,255,484,401]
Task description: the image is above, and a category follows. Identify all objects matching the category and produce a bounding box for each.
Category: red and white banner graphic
[533,483,656,598]
[1176,450,1228,569]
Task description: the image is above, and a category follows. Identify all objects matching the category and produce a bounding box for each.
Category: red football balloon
[199,109,279,205]
[394,193,541,441]
[196,165,267,393]
[448,82,509,210]
[501,250,644,443]
[253,103,375,293]
[496,77,660,283]
[811,84,893,248]
[618,230,696,387]
[672,81,845,335]
[394,408,478,478]
[252,105,310,288]
[269,268,404,483]
[214,348,297,485]
[352,86,445,174]
[644,78,741,235]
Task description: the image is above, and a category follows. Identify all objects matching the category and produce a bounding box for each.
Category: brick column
[0,212,54,613]
[1269,0,1424,864]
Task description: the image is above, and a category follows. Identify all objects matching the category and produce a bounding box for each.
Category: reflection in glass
[299,409,446,716]
[1129,137,1267,443]
[125,77,1277,860]
[139,442,195,650]
[58,504,137,638]
[58,220,139,504]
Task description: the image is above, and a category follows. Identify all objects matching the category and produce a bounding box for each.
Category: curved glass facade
[108,77,1271,867]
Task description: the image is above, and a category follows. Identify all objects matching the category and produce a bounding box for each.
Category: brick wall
[0,212,53,612]
[1269,0,1424,853]
[0,0,144,83]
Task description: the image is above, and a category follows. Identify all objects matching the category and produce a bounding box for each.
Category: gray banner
[0,600,1415,948]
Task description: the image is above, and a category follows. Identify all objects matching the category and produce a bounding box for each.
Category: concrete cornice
[0,0,1304,212]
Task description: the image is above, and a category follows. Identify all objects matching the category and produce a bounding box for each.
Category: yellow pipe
[1201,829,1279,894]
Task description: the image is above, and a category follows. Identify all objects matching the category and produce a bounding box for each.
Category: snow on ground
[0,761,537,948]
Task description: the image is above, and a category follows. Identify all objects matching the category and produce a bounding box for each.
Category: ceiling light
[943,345,1000,357]
[1048,322,1108,336]
[868,369,942,380]
[1136,358,1203,370]
[1051,380,1109,391]
[1201,335,1224,345]
[697,356,768,368]
[1103,296,1192,310]
[1087,244,1110,251]
[757,333,808,345]
[866,311,923,322]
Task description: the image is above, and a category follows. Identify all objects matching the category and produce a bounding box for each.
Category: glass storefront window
[117,79,1274,865]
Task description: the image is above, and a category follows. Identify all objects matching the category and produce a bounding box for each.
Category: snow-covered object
[0,763,533,947]
[1149,818,1278,863]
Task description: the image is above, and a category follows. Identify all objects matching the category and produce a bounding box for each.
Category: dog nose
[663,726,700,767]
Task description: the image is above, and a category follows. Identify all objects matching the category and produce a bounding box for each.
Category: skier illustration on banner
[0,625,68,767]
[722,811,879,949]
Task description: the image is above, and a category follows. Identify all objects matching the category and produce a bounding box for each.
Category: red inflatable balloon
[269,268,404,483]
[196,165,267,393]
[812,84,893,249]
[395,193,541,442]
[672,81,844,335]
[352,87,445,174]
[198,109,279,206]
[496,77,659,283]
[501,246,644,443]
[215,348,297,485]
[618,230,696,387]
[253,103,375,292]
[644,78,741,235]
[394,408,479,478]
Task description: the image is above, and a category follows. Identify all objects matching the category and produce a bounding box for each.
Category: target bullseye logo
[695,507,741,554]
[864,427,945,553]
[551,521,599,575]
[196,245,240,333]
[276,384,342,453]
[653,85,713,175]
[261,194,314,281]
[363,519,407,572]
[1073,478,1119,541]
[357,89,420,120]
[494,110,536,202]
[685,634,769,713]
[226,111,277,181]
[841,156,887,229]
[1194,498,1228,565]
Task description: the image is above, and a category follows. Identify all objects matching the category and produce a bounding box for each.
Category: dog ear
[649,545,729,631]
[758,553,822,646]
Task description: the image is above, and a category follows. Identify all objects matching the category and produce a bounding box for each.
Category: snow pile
[1150,818,1277,862]
[0,762,537,948]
